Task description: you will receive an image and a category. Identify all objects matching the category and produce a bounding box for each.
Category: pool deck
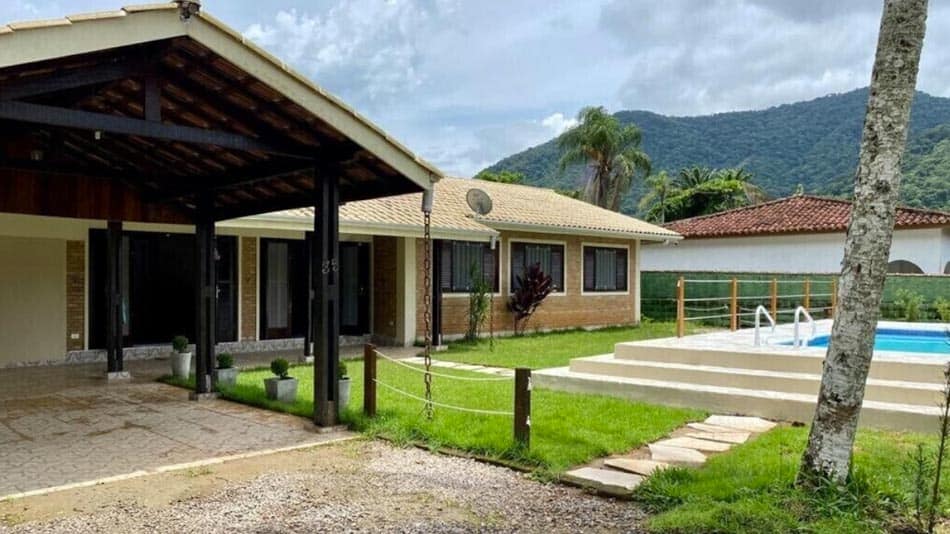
[534,320,949,432]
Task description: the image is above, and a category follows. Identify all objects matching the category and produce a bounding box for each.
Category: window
[440,241,499,293]
[510,242,565,292]
[583,246,628,292]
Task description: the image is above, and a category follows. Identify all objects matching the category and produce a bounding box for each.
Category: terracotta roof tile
[664,195,950,238]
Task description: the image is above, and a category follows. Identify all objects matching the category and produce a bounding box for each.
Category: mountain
[483,88,950,214]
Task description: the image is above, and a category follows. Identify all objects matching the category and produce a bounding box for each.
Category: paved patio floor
[0,348,408,497]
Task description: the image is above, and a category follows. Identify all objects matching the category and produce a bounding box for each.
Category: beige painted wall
[0,236,67,364]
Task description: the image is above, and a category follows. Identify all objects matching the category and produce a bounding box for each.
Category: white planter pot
[338,377,351,412]
[213,367,239,389]
[264,377,298,403]
[170,351,192,379]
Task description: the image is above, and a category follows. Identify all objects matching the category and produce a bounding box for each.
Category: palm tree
[674,166,715,189]
[638,171,674,223]
[715,167,769,205]
[557,107,651,212]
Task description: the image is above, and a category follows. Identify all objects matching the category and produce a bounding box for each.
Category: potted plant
[264,358,298,402]
[338,360,350,412]
[170,335,192,379]
[213,353,238,389]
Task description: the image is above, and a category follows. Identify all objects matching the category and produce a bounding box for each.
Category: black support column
[194,195,217,395]
[431,239,443,347]
[105,220,123,374]
[312,175,340,427]
[303,230,314,362]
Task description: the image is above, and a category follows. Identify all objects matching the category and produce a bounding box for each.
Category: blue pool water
[803,328,949,355]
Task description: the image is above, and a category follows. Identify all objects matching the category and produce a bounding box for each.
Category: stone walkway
[562,415,777,495]
[0,380,352,498]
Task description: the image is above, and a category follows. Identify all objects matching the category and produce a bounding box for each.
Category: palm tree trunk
[798,0,927,486]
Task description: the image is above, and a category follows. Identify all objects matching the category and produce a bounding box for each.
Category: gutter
[221,215,498,242]
[481,220,682,242]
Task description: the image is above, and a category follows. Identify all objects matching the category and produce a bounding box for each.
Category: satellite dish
[466,188,493,216]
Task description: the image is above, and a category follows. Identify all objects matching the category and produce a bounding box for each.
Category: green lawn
[637,425,950,533]
[163,361,703,474]
[438,321,688,369]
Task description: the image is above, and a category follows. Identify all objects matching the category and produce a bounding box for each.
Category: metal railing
[793,306,817,348]
[753,305,776,347]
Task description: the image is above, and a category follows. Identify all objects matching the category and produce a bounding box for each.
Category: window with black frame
[509,242,565,292]
[583,245,628,292]
[440,241,499,293]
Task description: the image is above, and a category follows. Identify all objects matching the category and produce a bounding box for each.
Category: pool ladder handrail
[753,305,776,347]
[793,306,817,348]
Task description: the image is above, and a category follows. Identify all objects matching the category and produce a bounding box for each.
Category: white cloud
[540,113,578,135]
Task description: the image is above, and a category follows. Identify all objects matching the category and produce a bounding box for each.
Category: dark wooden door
[339,242,370,336]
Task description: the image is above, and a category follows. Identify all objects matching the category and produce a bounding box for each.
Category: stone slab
[654,437,732,452]
[562,467,644,495]
[705,415,776,433]
[688,422,744,434]
[604,458,669,476]
[686,431,749,444]
[649,444,706,465]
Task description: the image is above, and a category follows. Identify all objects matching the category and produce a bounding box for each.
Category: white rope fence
[373,349,513,382]
[373,379,514,416]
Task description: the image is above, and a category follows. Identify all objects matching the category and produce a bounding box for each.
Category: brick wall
[372,236,398,342]
[415,231,639,338]
[240,236,258,341]
[65,240,85,351]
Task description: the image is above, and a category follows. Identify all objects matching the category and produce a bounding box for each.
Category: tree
[475,170,525,184]
[638,171,674,223]
[639,167,767,222]
[557,106,651,211]
[798,0,928,486]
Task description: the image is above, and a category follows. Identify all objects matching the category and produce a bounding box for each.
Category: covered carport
[0,2,439,427]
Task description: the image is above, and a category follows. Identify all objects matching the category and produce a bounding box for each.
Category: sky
[4,1,949,176]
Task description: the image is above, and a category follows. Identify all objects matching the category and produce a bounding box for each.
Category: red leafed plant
[508,263,554,335]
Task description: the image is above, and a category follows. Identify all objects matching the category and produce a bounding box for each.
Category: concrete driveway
[0,356,354,498]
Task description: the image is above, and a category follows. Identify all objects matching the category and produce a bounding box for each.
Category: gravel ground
[0,440,646,533]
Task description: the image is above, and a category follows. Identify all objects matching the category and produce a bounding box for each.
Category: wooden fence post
[514,368,531,448]
[830,279,838,317]
[803,279,811,310]
[676,276,686,337]
[770,278,778,318]
[364,343,376,417]
[730,277,738,331]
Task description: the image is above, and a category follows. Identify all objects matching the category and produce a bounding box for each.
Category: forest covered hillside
[483,88,950,214]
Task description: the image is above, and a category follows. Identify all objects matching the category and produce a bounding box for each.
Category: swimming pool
[804,328,949,355]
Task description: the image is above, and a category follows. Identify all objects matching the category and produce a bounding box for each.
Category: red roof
[664,195,950,238]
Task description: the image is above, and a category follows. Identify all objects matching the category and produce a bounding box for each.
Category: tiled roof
[664,195,950,238]
[264,178,679,241]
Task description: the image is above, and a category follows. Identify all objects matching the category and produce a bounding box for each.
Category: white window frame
[506,238,568,297]
[442,239,504,298]
[580,242,631,296]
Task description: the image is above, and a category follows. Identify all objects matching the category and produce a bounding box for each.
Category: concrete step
[533,366,942,433]
[561,467,644,496]
[611,343,945,384]
[569,355,944,405]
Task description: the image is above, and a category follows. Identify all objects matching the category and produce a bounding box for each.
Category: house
[0,177,678,368]
[641,195,950,274]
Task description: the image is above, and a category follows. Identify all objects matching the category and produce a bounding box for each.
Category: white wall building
[642,196,950,274]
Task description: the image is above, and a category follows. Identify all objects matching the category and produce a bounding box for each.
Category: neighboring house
[641,195,950,274]
[0,178,678,366]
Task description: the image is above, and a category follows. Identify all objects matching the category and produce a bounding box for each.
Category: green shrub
[934,297,950,322]
[270,358,290,379]
[171,335,189,353]
[894,289,924,322]
[338,360,348,380]
[216,353,234,369]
